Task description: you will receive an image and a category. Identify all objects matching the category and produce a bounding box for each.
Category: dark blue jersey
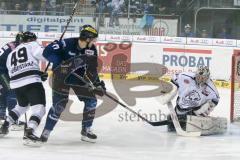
[43,38,100,84]
[0,41,19,75]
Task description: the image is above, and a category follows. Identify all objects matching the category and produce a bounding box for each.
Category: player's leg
[5,89,24,131]
[0,86,28,137]
[0,83,7,123]
[40,89,70,142]
[22,82,46,142]
[0,74,8,123]
[79,97,97,143]
[6,89,17,114]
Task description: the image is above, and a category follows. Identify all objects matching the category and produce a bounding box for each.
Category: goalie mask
[195,66,210,86]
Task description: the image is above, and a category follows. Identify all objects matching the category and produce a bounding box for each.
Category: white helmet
[195,66,210,86]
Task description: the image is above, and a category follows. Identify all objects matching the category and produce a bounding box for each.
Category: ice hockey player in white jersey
[172,66,219,117]
[167,66,225,134]
[0,31,48,145]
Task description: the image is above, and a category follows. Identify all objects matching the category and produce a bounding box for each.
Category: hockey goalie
[161,66,227,136]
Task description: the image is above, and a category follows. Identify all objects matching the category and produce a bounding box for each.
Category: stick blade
[167,102,201,137]
[150,120,169,126]
[175,128,201,137]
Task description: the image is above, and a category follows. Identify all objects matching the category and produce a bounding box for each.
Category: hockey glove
[40,71,48,81]
[89,80,106,97]
[193,100,216,117]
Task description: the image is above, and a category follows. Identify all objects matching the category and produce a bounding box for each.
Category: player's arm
[0,44,11,57]
[31,42,48,62]
[158,73,179,105]
[0,44,12,73]
[86,46,100,83]
[0,44,12,88]
[30,42,50,81]
[42,40,64,64]
[86,46,106,96]
[194,80,220,117]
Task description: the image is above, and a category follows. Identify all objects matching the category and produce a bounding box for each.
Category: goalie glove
[193,100,216,117]
[89,80,106,97]
[158,83,177,105]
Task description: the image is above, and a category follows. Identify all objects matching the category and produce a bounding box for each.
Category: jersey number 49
[11,47,28,66]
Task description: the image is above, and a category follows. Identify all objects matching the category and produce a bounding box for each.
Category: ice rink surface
[0,80,240,160]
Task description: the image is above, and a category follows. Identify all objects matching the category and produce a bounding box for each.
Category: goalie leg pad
[186,116,228,135]
[167,114,187,132]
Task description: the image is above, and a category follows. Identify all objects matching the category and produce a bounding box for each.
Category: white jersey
[172,72,219,110]
[6,41,46,89]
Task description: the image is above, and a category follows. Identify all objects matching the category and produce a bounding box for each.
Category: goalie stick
[167,101,201,137]
[44,0,80,73]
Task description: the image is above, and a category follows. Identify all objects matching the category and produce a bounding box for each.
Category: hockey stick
[72,71,201,133]
[104,92,170,126]
[71,72,169,126]
[24,113,27,137]
[167,101,201,137]
[44,0,80,73]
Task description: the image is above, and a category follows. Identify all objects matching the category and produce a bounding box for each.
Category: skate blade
[23,138,43,147]
[81,136,96,143]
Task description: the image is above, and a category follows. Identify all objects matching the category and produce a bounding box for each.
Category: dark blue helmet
[15,31,24,43]
[22,31,37,42]
[79,25,98,40]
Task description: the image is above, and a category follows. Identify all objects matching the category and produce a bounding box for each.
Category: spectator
[216,26,233,39]
[180,24,195,37]
[200,29,210,38]
[25,2,34,15]
[92,0,108,27]
[129,0,142,23]
[46,0,55,15]
[156,0,174,15]
[139,1,155,32]
[0,1,7,14]
[108,0,125,27]
[11,3,22,15]
[56,3,64,15]
[40,0,47,15]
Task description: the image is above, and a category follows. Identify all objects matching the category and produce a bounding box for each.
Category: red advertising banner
[96,42,132,74]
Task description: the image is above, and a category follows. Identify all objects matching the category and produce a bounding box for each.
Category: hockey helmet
[15,31,24,43]
[195,66,210,85]
[22,31,37,42]
[79,25,98,40]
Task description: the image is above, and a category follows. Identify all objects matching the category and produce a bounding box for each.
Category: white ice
[0,80,240,160]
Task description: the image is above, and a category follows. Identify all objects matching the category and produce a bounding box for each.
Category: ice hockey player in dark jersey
[0,31,48,146]
[40,25,106,143]
[0,32,25,130]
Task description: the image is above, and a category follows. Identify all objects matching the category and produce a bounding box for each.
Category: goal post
[230,50,240,123]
